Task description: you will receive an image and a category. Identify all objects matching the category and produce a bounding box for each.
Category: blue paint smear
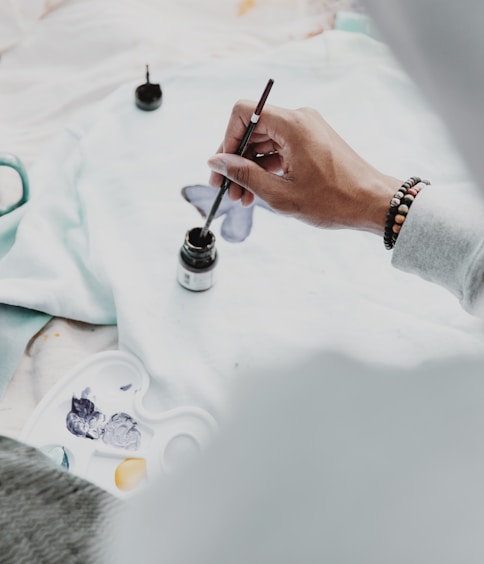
[42,445,70,470]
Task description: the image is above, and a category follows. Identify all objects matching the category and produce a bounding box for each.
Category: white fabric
[0,0,364,437]
[1,0,484,560]
[0,0,64,53]
[1,32,483,424]
[109,2,484,562]
[0,0,338,167]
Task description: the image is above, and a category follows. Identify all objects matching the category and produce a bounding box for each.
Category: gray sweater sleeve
[392,185,484,313]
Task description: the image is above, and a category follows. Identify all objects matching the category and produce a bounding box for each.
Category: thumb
[207,153,280,200]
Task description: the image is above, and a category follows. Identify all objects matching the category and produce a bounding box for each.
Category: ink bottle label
[177,227,217,292]
[177,262,216,292]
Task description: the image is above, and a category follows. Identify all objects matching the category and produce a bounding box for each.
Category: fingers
[254,153,283,174]
[208,100,292,203]
[222,100,290,152]
[227,181,258,207]
[221,99,268,154]
[207,154,251,189]
[207,158,250,205]
[206,100,397,233]
[208,152,282,196]
[207,153,285,207]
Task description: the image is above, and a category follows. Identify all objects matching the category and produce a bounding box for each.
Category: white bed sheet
[1,0,483,446]
[0,0,353,437]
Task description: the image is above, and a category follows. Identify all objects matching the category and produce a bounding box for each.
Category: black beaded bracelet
[383,177,430,250]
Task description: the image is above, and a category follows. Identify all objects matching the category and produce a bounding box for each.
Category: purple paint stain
[66,395,105,440]
[182,184,272,243]
[120,384,132,391]
[66,390,141,450]
[103,413,141,450]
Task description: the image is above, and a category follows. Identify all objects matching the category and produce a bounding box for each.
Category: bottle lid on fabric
[135,65,162,111]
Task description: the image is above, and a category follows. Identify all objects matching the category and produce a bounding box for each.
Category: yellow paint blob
[115,458,147,491]
[237,0,255,16]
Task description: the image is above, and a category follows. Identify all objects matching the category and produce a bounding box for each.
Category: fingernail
[241,194,254,208]
[207,156,227,175]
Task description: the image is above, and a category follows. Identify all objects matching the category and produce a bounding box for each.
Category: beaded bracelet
[383,176,430,250]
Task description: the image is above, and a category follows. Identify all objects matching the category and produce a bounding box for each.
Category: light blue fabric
[334,11,381,40]
[0,200,51,398]
[0,199,28,258]
[0,305,50,398]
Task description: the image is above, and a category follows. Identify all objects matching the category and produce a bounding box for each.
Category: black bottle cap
[135,65,162,111]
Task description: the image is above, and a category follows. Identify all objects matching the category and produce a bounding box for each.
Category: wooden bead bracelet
[384,177,430,250]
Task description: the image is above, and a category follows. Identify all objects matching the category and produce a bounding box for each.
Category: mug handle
[0,152,29,216]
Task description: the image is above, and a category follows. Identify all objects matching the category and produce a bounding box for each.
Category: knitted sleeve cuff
[392,184,484,313]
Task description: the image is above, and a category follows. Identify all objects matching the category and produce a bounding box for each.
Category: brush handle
[200,79,274,240]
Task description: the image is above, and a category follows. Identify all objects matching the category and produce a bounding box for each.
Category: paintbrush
[200,78,274,241]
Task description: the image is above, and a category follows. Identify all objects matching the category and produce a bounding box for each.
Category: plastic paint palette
[21,351,217,497]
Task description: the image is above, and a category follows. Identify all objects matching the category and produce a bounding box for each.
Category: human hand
[208,101,402,235]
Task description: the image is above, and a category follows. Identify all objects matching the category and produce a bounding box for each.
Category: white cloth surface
[0,0,65,53]
[0,0,326,167]
[0,0,365,437]
[1,31,484,430]
[1,0,484,560]
[110,1,484,562]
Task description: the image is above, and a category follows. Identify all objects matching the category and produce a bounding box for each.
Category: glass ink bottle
[177,227,218,291]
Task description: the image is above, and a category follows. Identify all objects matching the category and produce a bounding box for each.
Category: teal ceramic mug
[0,152,29,216]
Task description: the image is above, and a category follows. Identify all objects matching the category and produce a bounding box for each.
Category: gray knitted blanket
[0,436,119,563]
